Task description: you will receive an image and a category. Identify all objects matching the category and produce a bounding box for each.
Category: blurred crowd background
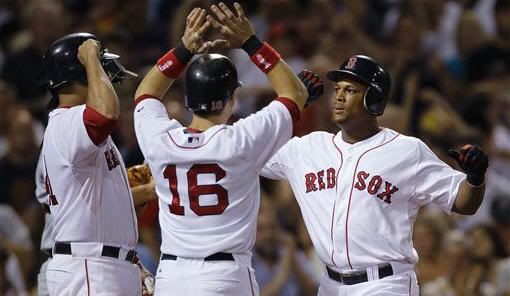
[0,0,509,295]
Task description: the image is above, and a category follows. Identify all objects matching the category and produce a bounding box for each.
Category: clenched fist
[448,145,489,186]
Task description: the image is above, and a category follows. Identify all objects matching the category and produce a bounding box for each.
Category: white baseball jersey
[41,105,138,247]
[134,97,296,258]
[261,128,465,272]
[35,153,54,251]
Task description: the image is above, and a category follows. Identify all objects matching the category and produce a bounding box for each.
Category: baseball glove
[127,164,152,188]
[134,256,155,296]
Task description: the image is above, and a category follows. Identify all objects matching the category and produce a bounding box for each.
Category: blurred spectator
[0,0,69,121]
[0,80,17,158]
[0,228,28,296]
[491,193,510,255]
[414,214,446,286]
[0,108,40,213]
[253,194,317,296]
[464,225,510,296]
[0,204,33,286]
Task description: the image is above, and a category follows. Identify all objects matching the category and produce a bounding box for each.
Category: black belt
[162,252,234,261]
[42,248,53,258]
[326,264,393,285]
[43,204,51,214]
[53,243,137,263]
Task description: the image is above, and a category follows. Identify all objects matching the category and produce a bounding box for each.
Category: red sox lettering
[304,167,336,193]
[354,170,398,204]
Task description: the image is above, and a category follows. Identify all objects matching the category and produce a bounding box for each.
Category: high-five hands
[181,8,228,54]
[206,2,255,49]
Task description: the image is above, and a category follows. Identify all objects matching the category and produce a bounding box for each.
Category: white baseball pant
[154,252,259,296]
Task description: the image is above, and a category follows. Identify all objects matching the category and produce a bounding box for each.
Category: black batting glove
[448,144,489,186]
[298,70,324,105]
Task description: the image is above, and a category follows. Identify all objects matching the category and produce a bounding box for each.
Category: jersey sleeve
[412,140,466,214]
[50,105,108,165]
[232,98,298,171]
[260,139,294,180]
[133,96,182,157]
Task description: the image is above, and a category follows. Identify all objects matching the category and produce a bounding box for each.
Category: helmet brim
[327,70,366,84]
[327,69,383,93]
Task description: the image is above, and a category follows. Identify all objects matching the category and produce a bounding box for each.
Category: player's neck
[340,119,381,144]
[58,94,86,108]
[189,114,227,130]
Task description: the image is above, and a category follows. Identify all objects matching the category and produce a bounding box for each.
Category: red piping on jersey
[330,135,344,269]
[247,268,255,296]
[85,259,91,296]
[135,94,161,105]
[344,133,400,269]
[168,127,227,149]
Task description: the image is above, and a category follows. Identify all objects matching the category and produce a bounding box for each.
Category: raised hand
[448,145,489,186]
[182,8,227,54]
[298,70,324,104]
[206,2,255,48]
[77,39,101,67]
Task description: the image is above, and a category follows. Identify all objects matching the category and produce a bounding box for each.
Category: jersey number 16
[164,164,229,216]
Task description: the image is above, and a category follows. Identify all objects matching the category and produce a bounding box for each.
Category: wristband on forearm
[242,35,281,73]
[156,42,193,79]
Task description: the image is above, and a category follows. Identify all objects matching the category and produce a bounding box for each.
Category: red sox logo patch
[345,57,357,69]
[354,171,398,204]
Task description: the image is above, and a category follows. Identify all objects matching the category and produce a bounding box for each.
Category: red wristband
[250,43,281,73]
[157,49,187,79]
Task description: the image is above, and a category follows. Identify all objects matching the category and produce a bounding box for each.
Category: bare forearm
[453,180,485,215]
[86,59,120,119]
[135,66,174,100]
[266,60,307,110]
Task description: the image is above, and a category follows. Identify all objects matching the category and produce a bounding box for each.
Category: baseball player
[35,154,156,295]
[261,55,489,295]
[40,32,143,295]
[34,152,54,296]
[133,4,310,295]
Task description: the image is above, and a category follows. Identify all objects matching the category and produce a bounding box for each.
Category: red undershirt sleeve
[83,106,119,145]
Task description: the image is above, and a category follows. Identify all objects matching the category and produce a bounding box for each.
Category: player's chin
[331,113,347,124]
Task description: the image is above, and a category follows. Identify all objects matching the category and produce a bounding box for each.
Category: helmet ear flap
[364,87,386,116]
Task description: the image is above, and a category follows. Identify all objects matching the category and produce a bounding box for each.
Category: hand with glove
[298,70,324,105]
[448,144,489,186]
[134,256,155,296]
[127,164,156,208]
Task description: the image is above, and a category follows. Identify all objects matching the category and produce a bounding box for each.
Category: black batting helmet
[327,55,391,116]
[42,32,137,109]
[185,54,242,114]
